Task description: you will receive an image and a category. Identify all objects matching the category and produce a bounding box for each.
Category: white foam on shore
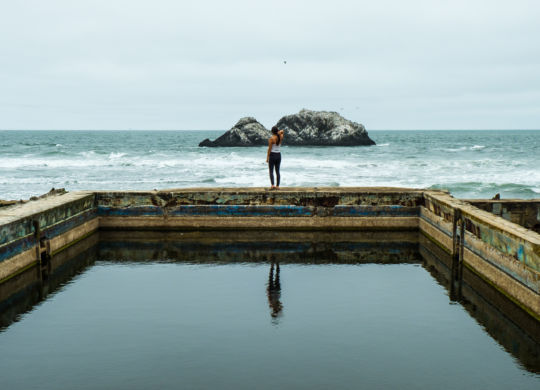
[1,130,539,200]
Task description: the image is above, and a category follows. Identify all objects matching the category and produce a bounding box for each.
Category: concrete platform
[0,187,539,320]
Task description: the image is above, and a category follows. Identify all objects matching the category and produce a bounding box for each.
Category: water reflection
[419,233,540,372]
[0,233,99,331]
[0,230,538,375]
[267,262,283,323]
[97,231,421,265]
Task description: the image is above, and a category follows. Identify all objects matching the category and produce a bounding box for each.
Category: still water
[0,232,538,389]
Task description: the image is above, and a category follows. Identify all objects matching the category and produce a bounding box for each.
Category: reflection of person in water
[267,262,283,321]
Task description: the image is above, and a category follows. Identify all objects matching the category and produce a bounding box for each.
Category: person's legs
[269,157,275,187]
[275,153,281,187]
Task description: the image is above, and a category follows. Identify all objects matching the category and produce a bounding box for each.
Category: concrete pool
[0,188,539,388]
[0,230,539,389]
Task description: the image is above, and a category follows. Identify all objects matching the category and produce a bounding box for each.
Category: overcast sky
[1,0,539,130]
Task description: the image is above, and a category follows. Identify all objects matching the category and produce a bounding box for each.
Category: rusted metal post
[450,209,463,301]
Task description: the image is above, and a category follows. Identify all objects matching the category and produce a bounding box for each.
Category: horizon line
[1,128,539,132]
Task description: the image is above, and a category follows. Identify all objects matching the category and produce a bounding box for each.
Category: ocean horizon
[1,129,539,201]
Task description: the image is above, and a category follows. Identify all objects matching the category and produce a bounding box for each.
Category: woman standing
[266,126,284,189]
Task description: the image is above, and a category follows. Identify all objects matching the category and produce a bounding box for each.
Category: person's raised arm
[279,129,284,142]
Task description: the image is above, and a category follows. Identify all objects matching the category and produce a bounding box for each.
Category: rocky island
[199,117,268,147]
[198,109,375,147]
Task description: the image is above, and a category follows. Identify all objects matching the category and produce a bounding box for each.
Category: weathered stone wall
[0,192,97,282]
[0,187,538,320]
[421,191,540,319]
[467,200,540,233]
[96,188,423,231]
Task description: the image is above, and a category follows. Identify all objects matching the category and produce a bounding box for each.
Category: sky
[1,0,539,130]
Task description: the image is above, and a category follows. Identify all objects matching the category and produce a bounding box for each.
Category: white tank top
[271,137,281,153]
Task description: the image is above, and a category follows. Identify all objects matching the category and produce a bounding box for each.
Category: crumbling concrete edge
[0,187,538,320]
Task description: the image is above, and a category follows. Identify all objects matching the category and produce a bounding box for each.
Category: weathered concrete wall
[0,188,424,282]
[0,192,97,283]
[96,187,423,231]
[467,199,540,233]
[421,191,540,319]
[0,187,538,321]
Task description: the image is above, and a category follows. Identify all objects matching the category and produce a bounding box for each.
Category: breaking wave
[0,130,539,200]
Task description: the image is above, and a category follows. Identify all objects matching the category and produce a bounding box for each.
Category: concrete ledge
[0,208,97,263]
[0,192,95,245]
[467,199,540,232]
[425,192,540,272]
[95,187,426,208]
[0,218,99,284]
[0,192,96,283]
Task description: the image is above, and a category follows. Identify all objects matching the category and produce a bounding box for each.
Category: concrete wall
[0,187,539,320]
[96,188,423,231]
[0,192,97,283]
[467,199,540,233]
[420,191,540,319]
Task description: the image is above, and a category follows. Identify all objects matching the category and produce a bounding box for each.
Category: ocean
[0,130,538,200]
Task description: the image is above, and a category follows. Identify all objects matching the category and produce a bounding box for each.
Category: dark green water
[0,232,538,389]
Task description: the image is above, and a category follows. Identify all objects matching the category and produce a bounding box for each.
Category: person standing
[266,126,284,189]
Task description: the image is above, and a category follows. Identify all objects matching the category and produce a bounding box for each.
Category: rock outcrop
[199,117,269,147]
[275,109,375,146]
[198,109,375,147]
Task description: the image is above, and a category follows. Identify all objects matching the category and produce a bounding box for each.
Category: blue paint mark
[332,205,418,217]
[0,209,96,263]
[465,241,539,294]
[0,198,94,244]
[41,209,97,239]
[98,206,164,217]
[0,219,33,245]
[0,236,37,263]
[98,205,420,218]
[517,245,524,262]
[98,205,315,217]
[169,205,314,217]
